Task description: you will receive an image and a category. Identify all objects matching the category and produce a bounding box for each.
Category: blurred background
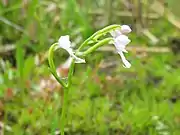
[0,0,180,134]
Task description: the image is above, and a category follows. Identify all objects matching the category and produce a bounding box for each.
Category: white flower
[121,25,132,34]
[114,35,131,53]
[111,30,131,68]
[110,29,122,38]
[110,25,131,38]
[58,35,85,63]
[58,35,71,49]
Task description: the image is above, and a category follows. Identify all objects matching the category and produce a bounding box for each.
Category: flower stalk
[48,42,78,135]
[60,87,69,135]
[81,38,113,56]
[48,43,67,87]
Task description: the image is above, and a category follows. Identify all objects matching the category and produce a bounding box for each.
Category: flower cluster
[57,25,132,68]
[110,25,132,68]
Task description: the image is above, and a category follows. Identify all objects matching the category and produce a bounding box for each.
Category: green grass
[1,0,180,135]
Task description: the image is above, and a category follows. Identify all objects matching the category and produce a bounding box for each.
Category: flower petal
[110,29,122,38]
[113,35,130,52]
[66,49,85,63]
[120,25,132,34]
[58,35,71,49]
[118,51,131,68]
[122,48,128,53]
[115,35,131,46]
[71,53,86,63]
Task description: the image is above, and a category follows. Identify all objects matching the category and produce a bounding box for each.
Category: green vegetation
[0,0,180,135]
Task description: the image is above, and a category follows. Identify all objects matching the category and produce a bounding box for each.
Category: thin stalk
[67,59,75,87]
[48,43,67,87]
[78,25,120,51]
[61,59,75,135]
[82,38,113,56]
[48,43,58,71]
[60,87,69,135]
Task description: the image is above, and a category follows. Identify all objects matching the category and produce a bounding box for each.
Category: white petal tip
[122,59,131,68]
[122,49,128,53]
[70,52,86,64]
[74,59,86,64]
[118,51,131,68]
[123,63,131,68]
[58,35,71,49]
[121,25,132,34]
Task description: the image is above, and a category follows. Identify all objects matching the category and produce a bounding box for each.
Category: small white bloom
[58,35,71,50]
[110,25,131,38]
[114,35,131,52]
[121,25,132,34]
[110,25,132,68]
[112,34,131,68]
[58,35,85,63]
[110,29,122,38]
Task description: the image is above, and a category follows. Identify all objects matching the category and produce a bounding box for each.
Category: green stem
[78,24,120,51]
[48,43,67,87]
[60,87,69,135]
[48,43,58,71]
[60,59,75,135]
[67,59,75,87]
[82,38,113,56]
[48,42,76,135]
